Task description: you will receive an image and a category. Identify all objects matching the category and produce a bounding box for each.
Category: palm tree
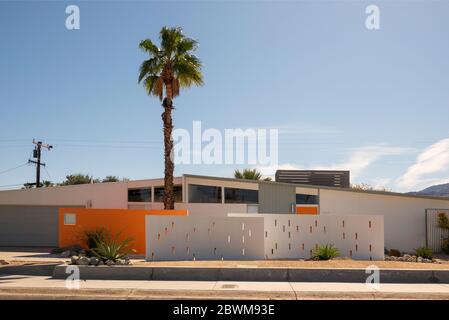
[138,27,203,209]
[234,169,272,181]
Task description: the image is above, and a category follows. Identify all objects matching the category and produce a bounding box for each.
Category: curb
[1,287,449,300]
[53,264,449,283]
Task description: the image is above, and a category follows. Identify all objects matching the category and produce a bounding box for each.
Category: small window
[296,194,318,205]
[224,187,258,204]
[154,185,182,202]
[188,184,222,203]
[64,213,76,225]
[128,188,151,202]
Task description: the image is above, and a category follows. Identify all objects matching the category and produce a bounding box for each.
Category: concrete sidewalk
[1,275,449,299]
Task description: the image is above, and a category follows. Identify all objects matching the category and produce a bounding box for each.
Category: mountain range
[408,183,449,197]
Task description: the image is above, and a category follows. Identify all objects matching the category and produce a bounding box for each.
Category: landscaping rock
[89,257,100,265]
[105,260,115,266]
[61,250,72,258]
[77,256,90,266]
[51,245,83,255]
[417,256,423,263]
[115,259,126,265]
[70,256,80,265]
[97,260,104,266]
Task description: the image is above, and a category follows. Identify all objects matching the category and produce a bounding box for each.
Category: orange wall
[58,208,187,254]
[296,206,318,215]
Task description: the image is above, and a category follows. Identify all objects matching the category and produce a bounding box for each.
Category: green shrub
[442,238,449,255]
[84,227,109,250]
[415,247,433,259]
[312,244,340,260]
[91,230,136,262]
[388,249,401,257]
[438,212,449,230]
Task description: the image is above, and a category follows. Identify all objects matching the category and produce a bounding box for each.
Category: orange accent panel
[296,206,318,215]
[58,208,187,254]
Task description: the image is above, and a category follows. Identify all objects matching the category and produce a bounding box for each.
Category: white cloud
[396,138,449,190]
[258,145,408,181]
[312,145,408,179]
[257,163,302,179]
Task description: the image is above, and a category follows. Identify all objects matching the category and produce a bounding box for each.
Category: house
[0,173,448,255]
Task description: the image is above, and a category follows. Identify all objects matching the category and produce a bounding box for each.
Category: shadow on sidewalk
[0,263,58,277]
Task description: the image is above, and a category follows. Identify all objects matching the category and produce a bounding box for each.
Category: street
[1,275,449,300]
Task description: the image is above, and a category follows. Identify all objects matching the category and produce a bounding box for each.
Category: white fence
[146,213,384,261]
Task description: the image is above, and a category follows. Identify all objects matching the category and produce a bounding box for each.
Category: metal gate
[426,209,449,252]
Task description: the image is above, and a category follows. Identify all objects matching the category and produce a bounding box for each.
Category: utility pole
[29,140,53,188]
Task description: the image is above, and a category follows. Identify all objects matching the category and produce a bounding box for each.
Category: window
[296,194,318,205]
[128,188,151,202]
[154,185,182,203]
[188,184,222,203]
[64,213,76,225]
[224,187,258,204]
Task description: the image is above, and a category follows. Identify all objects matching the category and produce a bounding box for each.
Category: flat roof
[183,174,449,202]
[1,172,448,202]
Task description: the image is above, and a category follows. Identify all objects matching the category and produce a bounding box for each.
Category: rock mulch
[51,245,131,266]
[70,255,130,266]
[385,254,439,263]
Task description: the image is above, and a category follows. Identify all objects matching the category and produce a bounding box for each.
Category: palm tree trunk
[162,83,175,210]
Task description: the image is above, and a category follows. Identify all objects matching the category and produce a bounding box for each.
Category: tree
[138,27,203,209]
[23,180,53,189]
[60,174,99,186]
[102,176,120,183]
[234,169,272,181]
[351,183,390,192]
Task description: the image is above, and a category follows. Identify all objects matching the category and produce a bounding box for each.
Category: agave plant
[91,230,136,262]
[312,244,340,260]
[84,227,109,250]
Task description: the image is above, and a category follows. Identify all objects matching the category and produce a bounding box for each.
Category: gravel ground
[1,248,449,270]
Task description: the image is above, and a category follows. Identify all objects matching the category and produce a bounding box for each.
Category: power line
[0,163,29,175]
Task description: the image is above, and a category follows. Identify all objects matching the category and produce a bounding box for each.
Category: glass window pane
[128,188,151,202]
[224,187,258,204]
[296,194,318,205]
[188,184,222,203]
[154,185,183,203]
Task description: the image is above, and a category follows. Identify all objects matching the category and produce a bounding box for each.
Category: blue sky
[1,0,449,192]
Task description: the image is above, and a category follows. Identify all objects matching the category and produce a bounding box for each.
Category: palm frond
[139,27,203,99]
[138,58,162,83]
[139,39,160,57]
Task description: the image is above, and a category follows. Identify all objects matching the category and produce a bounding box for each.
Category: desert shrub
[438,212,449,230]
[415,247,433,259]
[388,249,401,257]
[84,227,109,250]
[442,238,449,255]
[312,244,340,260]
[91,230,136,262]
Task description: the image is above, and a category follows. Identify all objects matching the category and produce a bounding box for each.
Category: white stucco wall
[319,189,449,253]
[146,213,384,261]
[0,182,128,208]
